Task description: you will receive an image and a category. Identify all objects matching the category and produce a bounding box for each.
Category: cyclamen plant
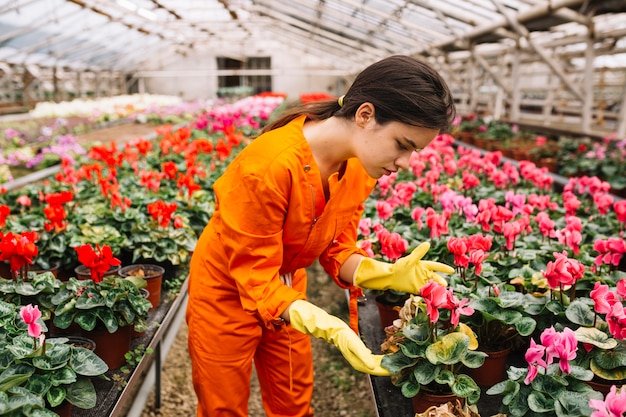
[74,243,121,282]
[487,326,602,417]
[380,281,485,405]
[590,385,626,417]
[0,230,39,281]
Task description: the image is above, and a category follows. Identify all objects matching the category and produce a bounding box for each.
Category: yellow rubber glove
[354,242,454,293]
[288,300,390,376]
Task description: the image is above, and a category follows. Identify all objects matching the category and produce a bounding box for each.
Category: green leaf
[574,327,618,350]
[65,377,97,409]
[451,374,480,404]
[75,311,97,331]
[96,309,119,333]
[70,348,109,376]
[555,390,599,417]
[24,374,51,396]
[46,385,67,408]
[425,332,470,365]
[50,366,77,386]
[381,351,418,374]
[0,364,35,391]
[460,349,487,369]
[528,390,554,412]
[565,300,596,327]
[412,360,438,385]
[513,316,536,337]
[399,372,420,398]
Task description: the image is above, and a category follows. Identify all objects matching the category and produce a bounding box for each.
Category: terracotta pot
[50,400,73,417]
[412,390,463,414]
[376,302,401,329]
[119,264,164,310]
[0,261,13,280]
[11,262,61,280]
[537,157,558,173]
[460,131,475,145]
[587,378,624,395]
[466,346,511,386]
[74,264,121,280]
[47,315,82,337]
[82,325,131,369]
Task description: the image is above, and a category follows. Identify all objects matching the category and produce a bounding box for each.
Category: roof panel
[0,0,624,73]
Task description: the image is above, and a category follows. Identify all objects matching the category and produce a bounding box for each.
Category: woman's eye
[397,141,408,151]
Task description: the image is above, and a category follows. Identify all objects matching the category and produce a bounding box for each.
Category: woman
[187,55,456,417]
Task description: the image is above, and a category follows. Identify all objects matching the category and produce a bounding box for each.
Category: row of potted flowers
[452,114,626,194]
[360,133,625,416]
[0,94,216,183]
[0,93,287,416]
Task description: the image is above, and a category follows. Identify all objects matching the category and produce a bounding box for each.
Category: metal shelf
[73,278,189,417]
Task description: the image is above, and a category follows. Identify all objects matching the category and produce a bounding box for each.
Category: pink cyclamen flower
[543,251,585,289]
[614,200,626,223]
[20,304,42,338]
[524,338,547,385]
[446,290,474,327]
[420,281,451,323]
[590,385,626,417]
[590,281,620,315]
[447,237,469,268]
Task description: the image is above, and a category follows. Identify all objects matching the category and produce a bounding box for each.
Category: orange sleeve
[216,172,305,329]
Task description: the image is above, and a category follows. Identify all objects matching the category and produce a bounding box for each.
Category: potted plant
[0,271,62,324]
[487,326,603,417]
[473,120,513,151]
[0,230,39,282]
[50,244,151,369]
[462,287,537,386]
[455,114,486,144]
[126,199,197,267]
[0,302,108,416]
[118,263,165,311]
[380,281,486,413]
[0,187,78,277]
[568,279,626,392]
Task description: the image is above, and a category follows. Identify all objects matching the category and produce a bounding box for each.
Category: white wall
[138,50,346,102]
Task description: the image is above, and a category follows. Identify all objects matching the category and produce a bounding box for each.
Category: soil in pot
[412,389,464,414]
[74,264,121,280]
[119,264,164,310]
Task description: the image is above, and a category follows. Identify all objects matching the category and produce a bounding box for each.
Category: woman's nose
[395,151,412,170]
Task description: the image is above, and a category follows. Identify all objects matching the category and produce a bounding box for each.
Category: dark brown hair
[262,55,456,133]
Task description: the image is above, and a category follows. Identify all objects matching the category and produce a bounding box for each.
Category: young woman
[186,55,456,417]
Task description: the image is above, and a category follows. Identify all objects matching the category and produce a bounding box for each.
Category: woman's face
[355,119,439,179]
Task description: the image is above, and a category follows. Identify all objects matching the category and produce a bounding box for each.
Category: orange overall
[186,115,377,417]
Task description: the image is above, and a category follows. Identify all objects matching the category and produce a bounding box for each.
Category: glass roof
[0,0,625,73]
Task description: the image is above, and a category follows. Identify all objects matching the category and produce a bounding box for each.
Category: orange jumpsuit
[186,115,377,417]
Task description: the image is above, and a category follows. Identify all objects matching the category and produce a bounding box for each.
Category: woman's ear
[355,103,375,127]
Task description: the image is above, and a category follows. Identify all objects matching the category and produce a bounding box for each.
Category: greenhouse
[0,1,625,417]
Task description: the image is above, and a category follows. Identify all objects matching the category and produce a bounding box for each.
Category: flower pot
[587,377,624,395]
[47,315,82,337]
[82,325,131,369]
[74,264,121,280]
[376,301,401,329]
[119,264,164,311]
[537,157,558,173]
[412,390,463,414]
[50,400,73,417]
[31,260,60,277]
[466,346,511,386]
